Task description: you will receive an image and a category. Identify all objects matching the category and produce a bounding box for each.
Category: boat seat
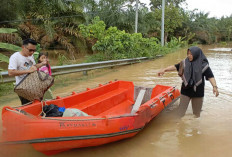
[131,89,146,114]
[71,88,130,115]
[98,100,133,116]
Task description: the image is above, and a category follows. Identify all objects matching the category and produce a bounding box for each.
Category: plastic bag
[62,108,89,117]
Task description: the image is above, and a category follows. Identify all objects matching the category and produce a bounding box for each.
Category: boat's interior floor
[70,88,133,116]
[20,88,135,117]
[19,84,167,117]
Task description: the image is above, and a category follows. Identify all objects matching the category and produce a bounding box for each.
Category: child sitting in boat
[38,52,54,100]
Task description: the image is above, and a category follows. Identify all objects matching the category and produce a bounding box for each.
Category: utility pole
[135,0,139,33]
[161,0,165,46]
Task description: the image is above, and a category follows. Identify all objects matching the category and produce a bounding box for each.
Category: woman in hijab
[158,46,219,117]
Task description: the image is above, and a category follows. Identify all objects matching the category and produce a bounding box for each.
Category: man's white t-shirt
[8,52,36,85]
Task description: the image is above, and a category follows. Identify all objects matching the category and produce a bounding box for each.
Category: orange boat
[1,80,180,155]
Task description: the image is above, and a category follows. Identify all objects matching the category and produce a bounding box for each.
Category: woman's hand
[208,78,219,97]
[158,69,165,76]
[157,65,176,76]
[213,86,219,97]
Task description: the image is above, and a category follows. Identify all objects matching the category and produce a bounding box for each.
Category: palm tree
[1,0,86,60]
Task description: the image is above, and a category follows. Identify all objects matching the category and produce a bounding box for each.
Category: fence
[0,57,153,84]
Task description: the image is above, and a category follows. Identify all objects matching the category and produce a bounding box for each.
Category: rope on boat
[5,108,22,115]
[41,117,106,121]
[4,107,37,118]
[38,101,47,117]
[10,98,55,109]
[41,114,136,121]
[4,107,136,121]
[4,107,107,120]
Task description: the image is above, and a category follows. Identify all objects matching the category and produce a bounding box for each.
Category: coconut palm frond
[40,35,54,49]
[57,25,80,37]
[19,22,45,41]
[18,23,32,35]
[55,34,76,60]
[0,33,22,45]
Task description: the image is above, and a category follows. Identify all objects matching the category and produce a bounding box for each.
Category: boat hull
[1,80,180,155]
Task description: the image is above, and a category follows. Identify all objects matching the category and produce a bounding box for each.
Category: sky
[141,0,232,18]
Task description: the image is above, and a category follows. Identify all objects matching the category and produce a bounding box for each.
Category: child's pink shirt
[39,65,52,76]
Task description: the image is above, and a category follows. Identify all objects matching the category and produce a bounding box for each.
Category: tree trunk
[164,32,168,44]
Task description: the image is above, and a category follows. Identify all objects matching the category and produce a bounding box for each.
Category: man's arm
[8,65,37,76]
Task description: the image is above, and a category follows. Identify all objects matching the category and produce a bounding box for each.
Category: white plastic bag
[62,108,89,117]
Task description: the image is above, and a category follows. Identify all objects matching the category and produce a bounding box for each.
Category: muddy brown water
[0,45,232,157]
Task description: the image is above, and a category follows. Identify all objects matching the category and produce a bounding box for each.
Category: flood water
[1,45,232,157]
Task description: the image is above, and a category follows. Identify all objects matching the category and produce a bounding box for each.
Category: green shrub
[79,16,185,62]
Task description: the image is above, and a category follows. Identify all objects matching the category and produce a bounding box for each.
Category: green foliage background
[1,0,231,61]
[79,17,187,62]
